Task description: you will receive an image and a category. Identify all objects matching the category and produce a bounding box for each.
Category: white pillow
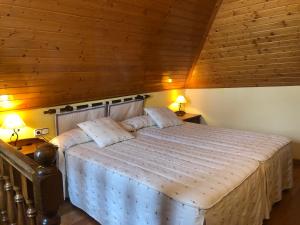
[77,117,134,148]
[144,107,183,128]
[120,115,155,132]
[50,128,92,151]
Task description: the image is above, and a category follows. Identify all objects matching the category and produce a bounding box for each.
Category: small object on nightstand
[8,138,46,157]
[175,95,187,116]
[178,113,202,124]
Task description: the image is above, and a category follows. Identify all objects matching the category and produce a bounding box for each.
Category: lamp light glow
[2,114,26,130]
[0,95,14,109]
[175,95,187,104]
[0,95,9,101]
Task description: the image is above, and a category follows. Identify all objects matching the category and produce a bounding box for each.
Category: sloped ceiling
[186,0,300,88]
[2,0,298,111]
[0,0,219,110]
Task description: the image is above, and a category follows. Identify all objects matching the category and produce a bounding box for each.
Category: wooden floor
[60,162,300,225]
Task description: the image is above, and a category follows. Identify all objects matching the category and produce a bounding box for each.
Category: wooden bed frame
[0,140,63,225]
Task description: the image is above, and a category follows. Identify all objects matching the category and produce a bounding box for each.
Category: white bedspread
[138,123,290,161]
[138,123,293,215]
[64,135,266,225]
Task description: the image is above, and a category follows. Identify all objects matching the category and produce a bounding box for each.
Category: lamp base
[175,110,186,117]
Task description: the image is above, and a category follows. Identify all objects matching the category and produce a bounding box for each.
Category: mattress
[138,123,293,214]
[65,134,266,225]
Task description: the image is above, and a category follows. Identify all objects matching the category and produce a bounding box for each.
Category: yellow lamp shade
[1,114,26,130]
[175,95,187,104]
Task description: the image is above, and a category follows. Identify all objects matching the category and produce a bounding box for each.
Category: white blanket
[138,123,290,161]
[138,123,293,215]
[65,135,266,225]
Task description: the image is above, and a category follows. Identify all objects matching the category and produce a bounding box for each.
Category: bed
[65,134,267,225]
[53,98,293,225]
[138,123,293,215]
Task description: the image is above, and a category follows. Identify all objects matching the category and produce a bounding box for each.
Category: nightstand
[178,113,202,124]
[8,138,46,158]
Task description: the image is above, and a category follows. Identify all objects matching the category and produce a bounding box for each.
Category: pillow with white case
[144,107,183,128]
[120,115,155,132]
[78,117,134,148]
[50,128,92,151]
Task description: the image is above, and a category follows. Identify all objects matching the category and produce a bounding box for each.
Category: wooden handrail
[0,141,37,181]
[0,140,64,225]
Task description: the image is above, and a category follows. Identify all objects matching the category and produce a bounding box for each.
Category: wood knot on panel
[253,11,260,19]
[281,20,287,27]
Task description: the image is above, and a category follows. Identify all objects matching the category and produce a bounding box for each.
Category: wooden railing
[0,140,64,225]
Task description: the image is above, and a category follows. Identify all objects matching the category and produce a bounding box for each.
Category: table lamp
[1,114,26,148]
[175,95,187,116]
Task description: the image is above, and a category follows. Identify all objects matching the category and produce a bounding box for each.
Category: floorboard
[60,163,300,225]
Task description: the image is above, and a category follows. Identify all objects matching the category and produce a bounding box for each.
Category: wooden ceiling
[0,0,219,110]
[186,0,300,88]
[1,0,299,111]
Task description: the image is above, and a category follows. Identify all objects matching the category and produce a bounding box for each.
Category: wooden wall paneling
[185,0,224,87]
[0,0,218,110]
[186,0,300,88]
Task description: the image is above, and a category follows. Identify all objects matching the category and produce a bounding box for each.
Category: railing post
[32,143,63,225]
[26,200,37,225]
[14,187,26,225]
[0,176,6,212]
[1,211,9,225]
[4,176,16,224]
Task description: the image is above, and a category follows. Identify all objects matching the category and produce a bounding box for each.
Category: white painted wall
[185,86,300,159]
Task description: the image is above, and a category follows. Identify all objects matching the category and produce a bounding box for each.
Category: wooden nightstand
[178,113,202,124]
[8,138,46,157]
